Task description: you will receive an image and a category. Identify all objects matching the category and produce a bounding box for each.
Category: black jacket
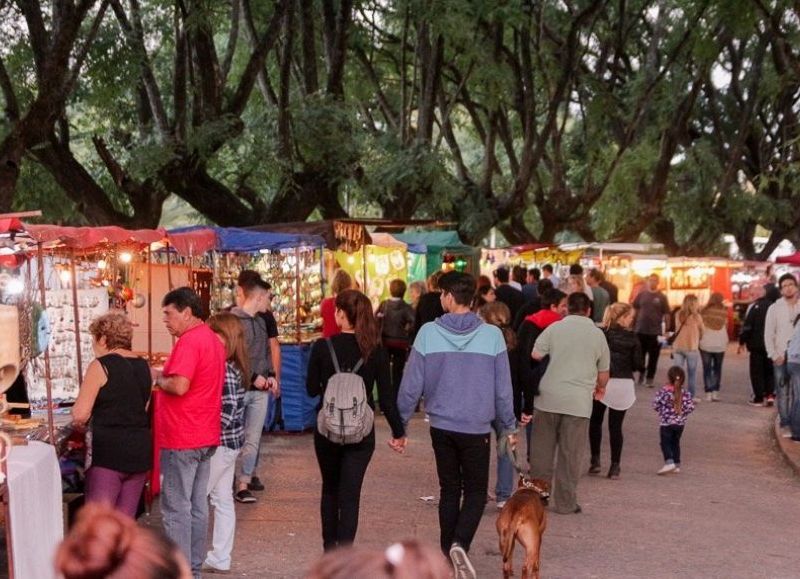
[605,327,643,379]
[739,297,771,352]
[377,299,415,341]
[414,292,444,336]
[495,284,526,321]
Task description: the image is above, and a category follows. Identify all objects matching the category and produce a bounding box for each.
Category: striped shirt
[220,362,246,451]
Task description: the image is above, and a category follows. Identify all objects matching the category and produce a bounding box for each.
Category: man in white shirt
[764,273,800,429]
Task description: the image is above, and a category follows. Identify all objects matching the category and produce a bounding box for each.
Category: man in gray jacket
[231,272,277,503]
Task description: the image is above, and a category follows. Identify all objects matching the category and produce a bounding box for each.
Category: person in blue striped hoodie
[395,271,517,579]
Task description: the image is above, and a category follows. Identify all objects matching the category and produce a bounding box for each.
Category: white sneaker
[705,393,713,402]
[711,391,720,401]
[449,543,476,579]
[674,466,681,473]
[496,500,507,510]
[693,397,702,402]
[657,463,677,475]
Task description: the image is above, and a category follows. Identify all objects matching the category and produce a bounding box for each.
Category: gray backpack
[317,339,374,444]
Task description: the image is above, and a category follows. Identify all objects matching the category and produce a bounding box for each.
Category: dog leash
[501,432,550,503]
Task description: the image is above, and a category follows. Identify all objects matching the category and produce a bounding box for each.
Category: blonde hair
[602,302,633,329]
[678,294,700,323]
[479,302,516,350]
[89,311,133,350]
[567,274,586,294]
[305,540,451,579]
[207,312,251,383]
[331,269,353,295]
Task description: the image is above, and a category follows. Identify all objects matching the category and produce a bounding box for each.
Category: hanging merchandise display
[253,248,324,343]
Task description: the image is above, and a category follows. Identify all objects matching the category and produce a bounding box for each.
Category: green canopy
[393,231,478,277]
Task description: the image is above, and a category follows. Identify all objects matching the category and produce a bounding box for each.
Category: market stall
[0,217,166,576]
[168,226,326,432]
[333,232,409,307]
[394,230,479,282]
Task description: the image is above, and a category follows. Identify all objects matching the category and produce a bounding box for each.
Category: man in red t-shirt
[152,287,225,578]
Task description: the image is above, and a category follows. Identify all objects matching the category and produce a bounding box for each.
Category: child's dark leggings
[659,425,685,464]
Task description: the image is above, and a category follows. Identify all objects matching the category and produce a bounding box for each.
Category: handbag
[666,316,686,346]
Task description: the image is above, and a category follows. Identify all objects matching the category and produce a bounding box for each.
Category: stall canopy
[393,230,477,278]
[168,226,324,255]
[23,224,166,250]
[245,221,371,252]
[776,252,800,265]
[392,230,469,254]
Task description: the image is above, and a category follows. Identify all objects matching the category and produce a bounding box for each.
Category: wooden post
[35,244,55,445]
[295,247,301,344]
[69,249,83,381]
[147,247,153,362]
[166,240,173,290]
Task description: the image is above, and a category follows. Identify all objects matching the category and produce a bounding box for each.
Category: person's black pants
[637,333,661,381]
[385,343,409,401]
[749,349,774,402]
[589,399,627,464]
[659,425,684,464]
[314,429,375,551]
[430,427,490,554]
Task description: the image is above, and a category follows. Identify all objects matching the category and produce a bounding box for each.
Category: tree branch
[227,0,286,115]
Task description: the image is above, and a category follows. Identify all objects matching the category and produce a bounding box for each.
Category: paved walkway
[145,346,800,578]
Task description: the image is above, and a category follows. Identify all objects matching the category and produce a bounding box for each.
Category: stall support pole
[69,249,83,381]
[166,240,173,290]
[295,247,301,344]
[361,244,367,295]
[35,244,55,445]
[147,247,153,362]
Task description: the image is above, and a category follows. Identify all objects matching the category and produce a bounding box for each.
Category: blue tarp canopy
[392,230,472,254]
[168,226,324,253]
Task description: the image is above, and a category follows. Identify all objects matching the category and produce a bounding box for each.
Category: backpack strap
[325,338,365,373]
[325,339,341,373]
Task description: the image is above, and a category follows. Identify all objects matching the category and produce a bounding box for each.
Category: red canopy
[23,224,166,250]
[776,252,800,265]
[166,228,218,256]
[0,218,24,234]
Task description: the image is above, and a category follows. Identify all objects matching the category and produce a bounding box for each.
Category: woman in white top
[699,292,729,401]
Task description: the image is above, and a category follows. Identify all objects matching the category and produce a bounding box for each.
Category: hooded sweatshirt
[398,312,515,435]
[231,306,272,384]
[516,309,563,415]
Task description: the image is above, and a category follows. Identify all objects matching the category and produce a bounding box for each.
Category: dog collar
[521,477,550,502]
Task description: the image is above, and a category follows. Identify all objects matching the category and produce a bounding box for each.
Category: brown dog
[496,476,550,579]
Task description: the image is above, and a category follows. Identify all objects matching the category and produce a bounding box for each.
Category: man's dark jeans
[430,427,490,554]
[749,349,773,403]
[637,333,661,381]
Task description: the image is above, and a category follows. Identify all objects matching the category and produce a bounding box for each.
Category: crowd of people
[61,262,800,579]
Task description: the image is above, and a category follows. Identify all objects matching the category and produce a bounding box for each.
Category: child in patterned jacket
[653,366,695,475]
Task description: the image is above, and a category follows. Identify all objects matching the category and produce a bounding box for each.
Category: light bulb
[97,259,107,269]
[59,270,71,283]
[346,254,355,265]
[119,252,133,264]
[6,278,23,295]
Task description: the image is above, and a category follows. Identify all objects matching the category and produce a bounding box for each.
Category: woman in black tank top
[72,312,152,518]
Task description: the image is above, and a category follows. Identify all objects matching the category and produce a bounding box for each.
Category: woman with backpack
[306,289,405,551]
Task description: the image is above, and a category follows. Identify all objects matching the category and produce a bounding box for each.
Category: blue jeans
[700,350,725,392]
[787,363,800,438]
[659,425,684,465]
[672,350,700,398]
[493,421,515,503]
[160,446,216,578]
[237,389,269,485]
[774,363,791,427]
